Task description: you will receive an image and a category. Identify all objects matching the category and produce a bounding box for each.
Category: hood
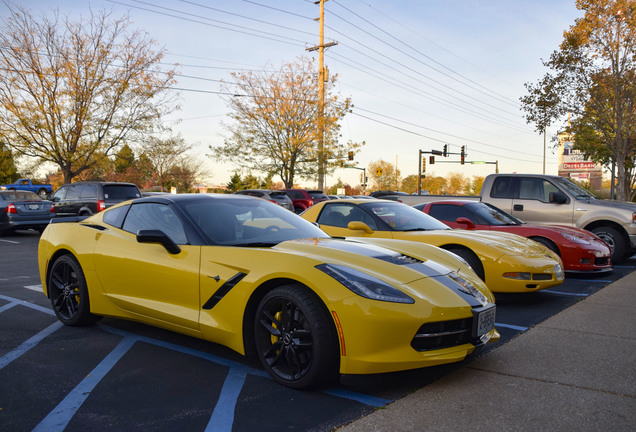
[579,198,636,212]
[399,229,550,257]
[274,237,455,285]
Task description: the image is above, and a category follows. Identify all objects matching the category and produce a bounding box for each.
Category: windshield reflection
[360,202,450,231]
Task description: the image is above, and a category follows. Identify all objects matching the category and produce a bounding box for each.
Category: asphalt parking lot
[2,229,635,432]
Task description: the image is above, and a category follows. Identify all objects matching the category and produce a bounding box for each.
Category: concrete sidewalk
[339,271,636,432]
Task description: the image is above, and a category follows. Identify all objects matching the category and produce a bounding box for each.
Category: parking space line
[25,284,43,291]
[0,321,64,370]
[542,290,590,297]
[0,239,19,244]
[205,370,247,432]
[0,293,54,315]
[495,322,529,332]
[33,337,137,432]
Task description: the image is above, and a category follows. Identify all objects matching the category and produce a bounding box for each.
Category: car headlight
[448,272,488,306]
[316,263,414,304]
[561,232,591,244]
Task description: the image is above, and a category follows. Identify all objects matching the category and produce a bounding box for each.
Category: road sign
[375,167,383,176]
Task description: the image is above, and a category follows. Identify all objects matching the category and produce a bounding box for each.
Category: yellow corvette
[38,194,499,389]
[302,199,565,293]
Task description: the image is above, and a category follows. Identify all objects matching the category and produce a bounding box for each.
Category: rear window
[103,185,141,200]
[308,191,327,201]
[0,191,42,201]
[269,192,290,201]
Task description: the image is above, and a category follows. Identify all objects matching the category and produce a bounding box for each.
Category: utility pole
[307,0,336,190]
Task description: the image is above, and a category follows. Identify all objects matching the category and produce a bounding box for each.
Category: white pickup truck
[399,173,636,262]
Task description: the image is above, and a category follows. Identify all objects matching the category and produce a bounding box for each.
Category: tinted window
[269,192,290,202]
[286,190,303,200]
[81,184,98,199]
[466,202,522,225]
[103,205,129,228]
[103,185,141,200]
[428,204,470,222]
[52,186,67,201]
[123,203,187,244]
[519,179,559,202]
[65,185,82,200]
[490,177,515,199]
[360,202,450,231]
[308,191,327,201]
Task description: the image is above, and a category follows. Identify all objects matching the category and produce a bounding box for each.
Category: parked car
[51,181,141,217]
[0,190,54,235]
[282,189,328,213]
[369,190,410,199]
[0,178,53,198]
[38,193,498,389]
[234,189,294,211]
[415,200,612,274]
[302,199,565,293]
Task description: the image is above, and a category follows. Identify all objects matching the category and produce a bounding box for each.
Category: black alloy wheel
[445,247,485,281]
[254,285,337,389]
[48,254,101,326]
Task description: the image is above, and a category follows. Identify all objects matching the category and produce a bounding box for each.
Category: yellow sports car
[302,199,565,293]
[39,194,499,389]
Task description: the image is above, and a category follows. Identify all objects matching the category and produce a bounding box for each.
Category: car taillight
[97,200,106,212]
[6,203,17,214]
[309,200,314,206]
[50,203,55,213]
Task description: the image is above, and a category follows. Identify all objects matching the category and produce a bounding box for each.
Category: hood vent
[376,254,423,266]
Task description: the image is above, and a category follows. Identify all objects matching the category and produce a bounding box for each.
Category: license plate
[28,204,39,210]
[473,305,496,337]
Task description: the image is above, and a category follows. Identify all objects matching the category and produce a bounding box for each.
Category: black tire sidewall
[48,254,99,326]
[591,226,627,262]
[254,284,337,389]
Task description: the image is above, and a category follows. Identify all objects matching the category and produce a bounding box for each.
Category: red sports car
[415,200,612,274]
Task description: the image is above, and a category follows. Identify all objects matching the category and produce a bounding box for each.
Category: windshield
[466,202,522,226]
[552,176,597,199]
[182,197,328,246]
[360,202,450,231]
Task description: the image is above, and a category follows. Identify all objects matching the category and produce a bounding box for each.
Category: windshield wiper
[400,228,429,232]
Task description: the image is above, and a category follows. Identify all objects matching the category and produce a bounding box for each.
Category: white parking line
[0,239,19,244]
[24,284,42,292]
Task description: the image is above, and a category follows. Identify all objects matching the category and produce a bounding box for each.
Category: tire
[37,188,48,198]
[529,237,560,256]
[254,284,338,389]
[48,254,101,326]
[591,226,627,263]
[445,247,485,281]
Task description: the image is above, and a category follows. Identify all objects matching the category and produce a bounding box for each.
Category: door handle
[513,204,523,211]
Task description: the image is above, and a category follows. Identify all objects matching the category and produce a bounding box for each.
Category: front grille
[532,274,552,281]
[411,318,473,351]
[594,257,609,266]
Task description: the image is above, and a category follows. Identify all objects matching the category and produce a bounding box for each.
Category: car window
[428,204,470,222]
[467,202,522,225]
[51,186,67,201]
[122,203,187,244]
[80,184,98,199]
[286,190,302,200]
[308,191,327,201]
[103,184,141,200]
[519,179,558,202]
[490,177,514,198]
[360,202,450,231]
[318,203,378,230]
[65,185,82,200]
[0,191,42,201]
[103,205,130,228]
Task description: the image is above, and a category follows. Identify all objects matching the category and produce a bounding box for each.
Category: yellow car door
[93,202,201,333]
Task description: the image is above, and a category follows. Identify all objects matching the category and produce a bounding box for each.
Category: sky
[1,0,585,189]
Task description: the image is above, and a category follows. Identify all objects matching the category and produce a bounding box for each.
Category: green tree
[211,57,358,188]
[520,0,636,200]
[0,141,19,183]
[0,5,177,184]
[226,172,243,192]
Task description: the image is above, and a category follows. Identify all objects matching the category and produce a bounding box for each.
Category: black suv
[51,181,141,217]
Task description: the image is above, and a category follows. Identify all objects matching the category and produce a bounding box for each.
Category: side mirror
[549,191,568,204]
[347,221,374,234]
[455,217,476,229]
[136,229,181,254]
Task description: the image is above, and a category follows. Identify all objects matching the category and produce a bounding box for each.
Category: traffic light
[348,151,354,161]
[429,155,435,164]
[460,146,465,165]
[422,156,426,172]
[443,144,448,157]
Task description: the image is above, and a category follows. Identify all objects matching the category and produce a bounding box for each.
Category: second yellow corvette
[302,199,565,293]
